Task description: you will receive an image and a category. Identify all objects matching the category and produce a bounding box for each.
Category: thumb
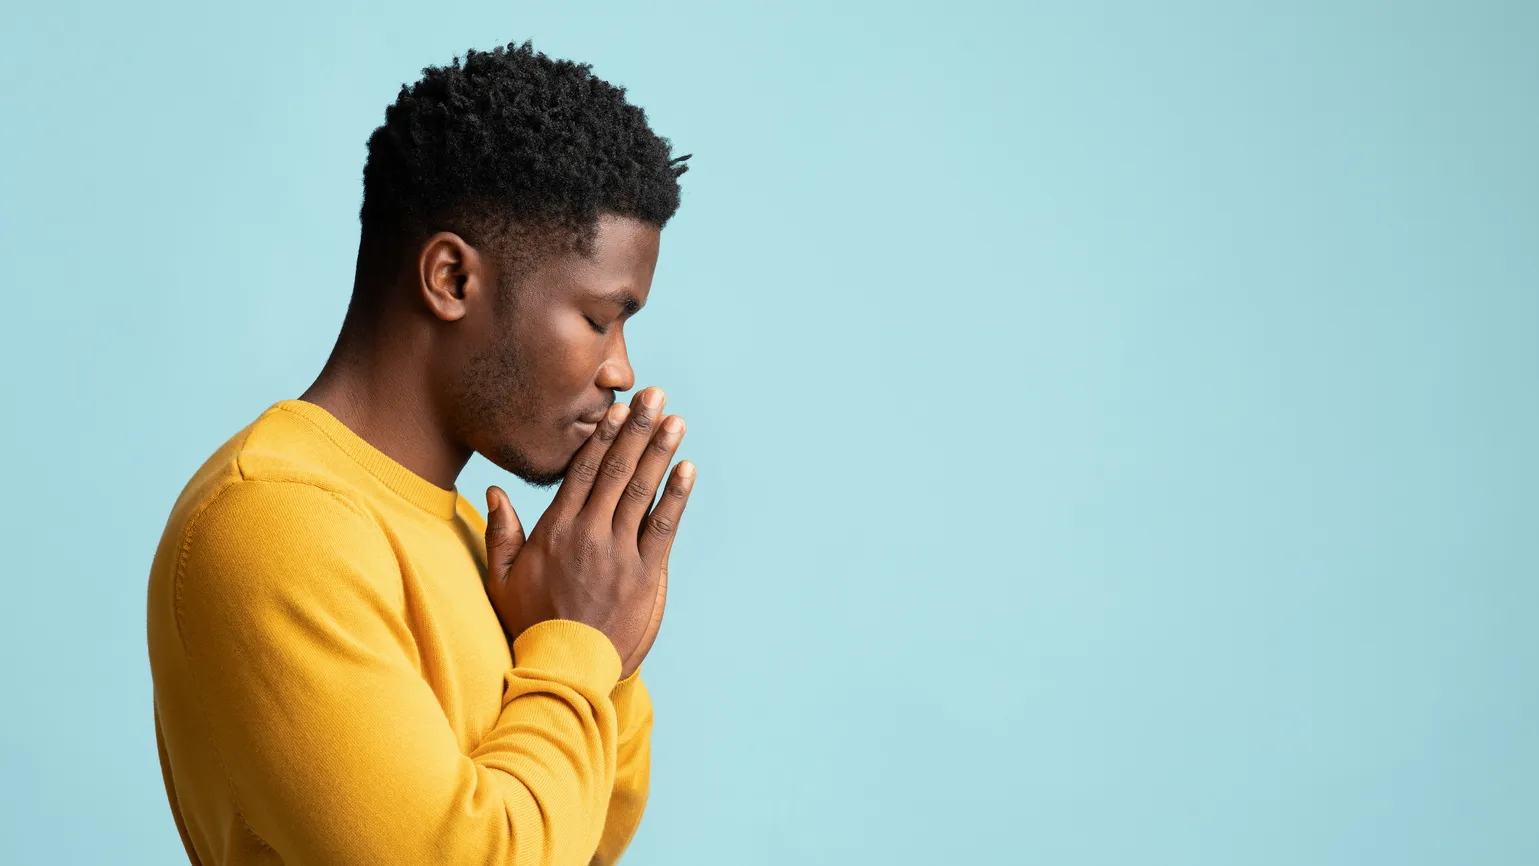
[484,485,525,577]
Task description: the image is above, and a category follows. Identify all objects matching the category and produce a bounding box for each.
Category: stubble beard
[454,328,571,491]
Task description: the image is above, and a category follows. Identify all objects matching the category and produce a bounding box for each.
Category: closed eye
[584,316,609,335]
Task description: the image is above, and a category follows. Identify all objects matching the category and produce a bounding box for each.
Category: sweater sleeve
[590,669,655,865]
[171,479,621,866]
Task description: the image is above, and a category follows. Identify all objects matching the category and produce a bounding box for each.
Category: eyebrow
[597,289,644,318]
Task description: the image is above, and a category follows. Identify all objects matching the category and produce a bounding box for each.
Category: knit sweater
[146,399,652,865]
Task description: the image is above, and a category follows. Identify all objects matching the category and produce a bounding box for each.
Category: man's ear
[417,232,488,322]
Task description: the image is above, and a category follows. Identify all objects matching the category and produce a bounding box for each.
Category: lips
[577,404,611,425]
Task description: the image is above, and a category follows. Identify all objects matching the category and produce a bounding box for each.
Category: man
[145,41,695,865]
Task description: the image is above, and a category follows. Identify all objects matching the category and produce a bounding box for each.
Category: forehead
[529,214,661,302]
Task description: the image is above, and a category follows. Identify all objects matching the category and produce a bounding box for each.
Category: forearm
[590,669,655,865]
[191,619,625,865]
[468,620,628,865]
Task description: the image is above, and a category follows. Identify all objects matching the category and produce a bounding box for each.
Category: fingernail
[643,388,663,408]
[610,404,629,423]
[678,461,695,479]
[664,416,684,434]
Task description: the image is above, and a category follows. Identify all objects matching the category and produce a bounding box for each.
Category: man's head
[345,40,688,488]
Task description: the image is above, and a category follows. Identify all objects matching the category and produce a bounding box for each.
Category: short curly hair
[356,40,689,294]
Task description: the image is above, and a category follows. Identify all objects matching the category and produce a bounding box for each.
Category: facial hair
[452,323,570,490]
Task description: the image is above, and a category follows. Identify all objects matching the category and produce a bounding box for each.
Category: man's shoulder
[167,470,401,624]
[150,403,392,599]
[168,401,370,518]
[234,400,369,492]
[188,397,389,552]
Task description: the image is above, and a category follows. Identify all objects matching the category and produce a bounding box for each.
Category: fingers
[638,460,695,571]
[483,486,524,577]
[624,517,678,677]
[585,386,668,519]
[549,401,631,518]
[612,413,686,539]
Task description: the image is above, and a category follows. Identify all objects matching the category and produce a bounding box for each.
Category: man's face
[447,213,660,488]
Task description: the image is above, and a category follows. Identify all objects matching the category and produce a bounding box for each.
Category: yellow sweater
[146,399,652,866]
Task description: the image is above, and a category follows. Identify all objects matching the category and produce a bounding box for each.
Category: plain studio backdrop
[1,1,1535,863]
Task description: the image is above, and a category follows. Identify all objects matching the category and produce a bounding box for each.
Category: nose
[595,335,634,393]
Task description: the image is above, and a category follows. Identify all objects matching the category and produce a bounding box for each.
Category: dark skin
[301,212,693,678]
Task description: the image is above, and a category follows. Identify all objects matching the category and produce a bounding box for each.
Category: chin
[515,468,567,490]
[485,440,571,490]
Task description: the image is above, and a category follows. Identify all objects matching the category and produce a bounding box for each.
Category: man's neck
[299,336,470,491]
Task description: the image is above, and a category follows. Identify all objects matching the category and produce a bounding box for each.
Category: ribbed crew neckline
[271,399,461,520]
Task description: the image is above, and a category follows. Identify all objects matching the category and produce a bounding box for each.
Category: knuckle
[600,456,634,481]
[535,526,563,554]
[559,517,597,553]
[628,411,655,433]
[545,516,574,542]
[575,532,605,563]
[622,477,654,505]
[645,513,677,539]
[568,456,601,484]
[646,434,675,455]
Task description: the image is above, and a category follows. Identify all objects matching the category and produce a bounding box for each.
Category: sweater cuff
[510,619,623,696]
[612,663,643,700]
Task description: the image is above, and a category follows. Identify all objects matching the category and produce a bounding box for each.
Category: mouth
[576,404,611,426]
[572,404,609,437]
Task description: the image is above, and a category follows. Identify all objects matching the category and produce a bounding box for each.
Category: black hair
[355,40,689,297]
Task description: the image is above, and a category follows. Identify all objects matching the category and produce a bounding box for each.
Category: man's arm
[170,479,620,866]
[466,513,655,866]
[590,670,654,865]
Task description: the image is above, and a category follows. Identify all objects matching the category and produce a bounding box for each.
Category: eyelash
[584,316,610,335]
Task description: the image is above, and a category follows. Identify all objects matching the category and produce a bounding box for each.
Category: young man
[145,41,695,865]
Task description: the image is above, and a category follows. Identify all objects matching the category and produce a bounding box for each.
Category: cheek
[540,327,606,386]
[489,304,605,402]
[460,335,535,415]
[506,335,600,423]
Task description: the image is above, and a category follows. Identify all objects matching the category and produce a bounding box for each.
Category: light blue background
[2,1,1535,863]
